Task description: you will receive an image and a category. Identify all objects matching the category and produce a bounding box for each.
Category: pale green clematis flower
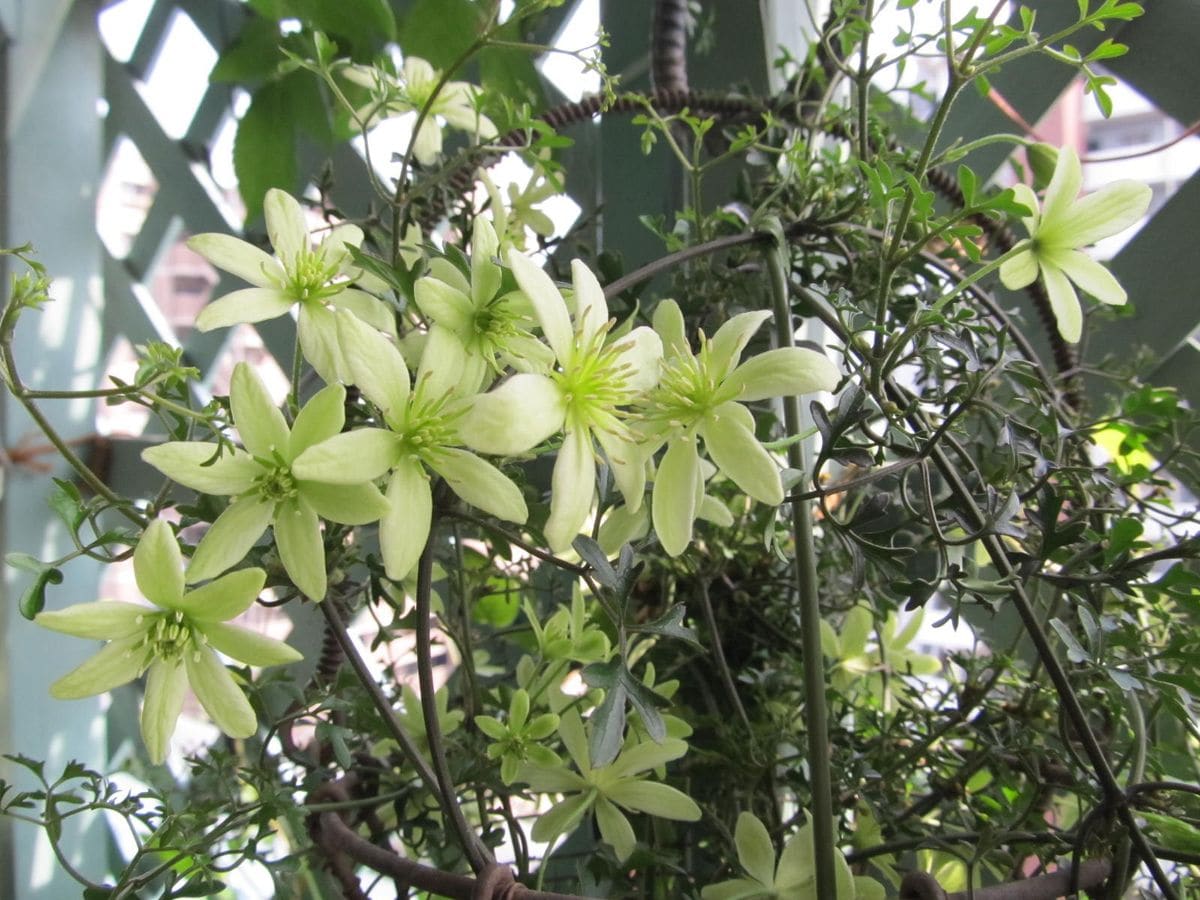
[35,519,301,765]
[520,709,701,862]
[999,146,1151,343]
[142,363,389,601]
[188,189,396,383]
[413,218,553,392]
[641,299,839,556]
[460,251,663,553]
[343,56,497,166]
[701,812,884,900]
[480,156,560,251]
[290,312,528,580]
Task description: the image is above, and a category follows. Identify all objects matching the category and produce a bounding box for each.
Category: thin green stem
[764,225,836,900]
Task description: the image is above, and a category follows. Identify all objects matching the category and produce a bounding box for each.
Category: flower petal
[1039,145,1083,230]
[299,480,390,524]
[725,347,839,401]
[460,373,565,455]
[49,636,144,699]
[471,218,502,306]
[427,447,528,523]
[298,302,347,384]
[571,260,609,345]
[36,601,149,640]
[613,326,663,394]
[530,791,594,846]
[1011,183,1040,237]
[177,567,266,621]
[709,311,772,380]
[135,519,185,609]
[231,363,290,460]
[428,257,471,297]
[186,234,281,288]
[1052,180,1152,248]
[291,428,401,483]
[274,498,326,600]
[653,438,700,557]
[416,275,474,333]
[734,812,777,887]
[264,189,307,267]
[331,288,398,339]
[140,659,187,765]
[185,497,273,586]
[185,645,257,738]
[595,795,637,862]
[598,503,650,555]
[544,425,595,553]
[606,780,701,822]
[417,325,475,397]
[999,242,1039,291]
[652,299,689,358]
[701,413,783,505]
[412,119,443,165]
[379,459,432,580]
[142,443,261,495]
[594,428,646,511]
[289,383,347,459]
[200,622,303,667]
[508,250,573,364]
[1045,248,1128,306]
[195,288,294,332]
[336,311,410,421]
[1041,260,1083,343]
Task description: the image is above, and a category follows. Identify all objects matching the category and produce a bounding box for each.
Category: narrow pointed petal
[274,498,326,601]
[607,780,701,821]
[49,636,145,699]
[142,443,261,495]
[440,98,497,139]
[1052,180,1152,247]
[1010,183,1041,237]
[544,425,595,553]
[653,438,700,557]
[606,738,689,779]
[725,347,839,400]
[412,119,443,165]
[652,299,689,358]
[530,791,593,845]
[185,497,273,585]
[177,567,266,621]
[291,428,401,483]
[471,219,502,305]
[595,428,646,511]
[1041,262,1083,343]
[1039,145,1082,228]
[709,311,772,379]
[558,710,591,773]
[336,312,410,419]
[135,519,185,608]
[264,189,307,266]
[200,622,303,667]
[701,415,783,505]
[415,277,474,332]
[36,601,149,639]
[598,503,650,555]
[1045,249,1127,307]
[300,480,389,524]
[571,260,609,344]
[698,495,734,526]
[321,223,363,274]
[331,289,398,340]
[427,448,528,523]
[460,373,565,455]
[141,660,187,764]
[379,460,432,580]
[613,326,663,394]
[508,250,573,364]
[187,234,281,288]
[231,363,290,459]
[186,646,257,738]
[428,257,472,297]
[999,243,1039,291]
[289,383,347,459]
[595,796,637,862]
[735,812,778,887]
[298,302,347,384]
[195,288,294,332]
[417,326,473,397]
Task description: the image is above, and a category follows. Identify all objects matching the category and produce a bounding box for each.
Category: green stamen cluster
[282,250,344,303]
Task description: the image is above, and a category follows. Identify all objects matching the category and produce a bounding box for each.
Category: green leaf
[210,17,285,83]
[629,604,702,649]
[583,659,668,767]
[234,82,299,223]
[1049,617,1091,664]
[48,478,86,531]
[8,553,64,619]
[1141,811,1200,854]
[291,0,395,57]
[573,535,620,590]
[400,0,484,69]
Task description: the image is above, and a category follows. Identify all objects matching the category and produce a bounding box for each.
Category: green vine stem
[763,220,837,899]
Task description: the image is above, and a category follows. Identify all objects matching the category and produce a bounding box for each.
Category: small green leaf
[1049,617,1092,664]
[573,535,620,591]
[629,604,701,649]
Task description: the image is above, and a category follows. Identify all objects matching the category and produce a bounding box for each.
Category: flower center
[253,458,300,504]
[399,381,466,459]
[281,249,344,304]
[641,339,735,432]
[136,609,201,667]
[556,329,637,434]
